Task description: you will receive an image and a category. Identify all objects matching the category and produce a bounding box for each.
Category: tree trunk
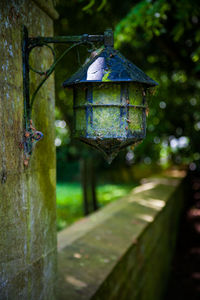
[80,158,89,215]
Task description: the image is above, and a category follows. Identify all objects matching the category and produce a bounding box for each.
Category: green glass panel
[93,83,121,104]
[88,107,126,138]
[129,83,143,105]
[129,108,143,132]
[75,108,86,136]
[75,86,86,105]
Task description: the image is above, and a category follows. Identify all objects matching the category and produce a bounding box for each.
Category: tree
[55,0,200,170]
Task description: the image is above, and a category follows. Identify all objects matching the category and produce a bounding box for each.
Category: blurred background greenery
[54,0,200,231]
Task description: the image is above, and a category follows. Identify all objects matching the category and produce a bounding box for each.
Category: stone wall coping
[57,171,186,300]
[58,171,185,251]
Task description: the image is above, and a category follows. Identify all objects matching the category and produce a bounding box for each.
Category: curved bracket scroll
[22,25,107,166]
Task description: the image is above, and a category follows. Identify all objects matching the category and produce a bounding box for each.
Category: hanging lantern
[63,43,158,163]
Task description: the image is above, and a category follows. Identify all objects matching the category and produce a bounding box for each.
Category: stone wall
[57,173,186,300]
[0,1,57,299]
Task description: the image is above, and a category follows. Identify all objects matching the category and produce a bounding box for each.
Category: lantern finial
[104,29,114,47]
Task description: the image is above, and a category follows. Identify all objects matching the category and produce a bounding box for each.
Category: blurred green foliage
[54,0,200,172]
[114,0,200,169]
[53,0,200,231]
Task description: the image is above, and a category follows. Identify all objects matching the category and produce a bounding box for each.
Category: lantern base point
[77,136,143,163]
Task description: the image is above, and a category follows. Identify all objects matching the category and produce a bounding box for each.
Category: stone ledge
[57,172,186,300]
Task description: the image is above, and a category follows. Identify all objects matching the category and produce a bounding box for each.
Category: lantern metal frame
[21,25,113,165]
[62,35,158,162]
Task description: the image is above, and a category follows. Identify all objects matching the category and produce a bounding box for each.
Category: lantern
[63,46,158,163]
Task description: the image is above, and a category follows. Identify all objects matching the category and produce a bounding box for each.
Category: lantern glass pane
[93,84,121,104]
[87,107,126,137]
[76,86,86,105]
[128,108,143,132]
[75,108,86,136]
[129,84,143,105]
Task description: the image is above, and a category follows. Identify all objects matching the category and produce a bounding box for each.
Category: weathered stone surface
[57,174,186,300]
[0,1,57,299]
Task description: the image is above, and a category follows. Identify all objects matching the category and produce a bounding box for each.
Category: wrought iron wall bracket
[21,25,112,166]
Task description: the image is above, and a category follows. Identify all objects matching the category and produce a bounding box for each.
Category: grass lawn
[56,182,137,231]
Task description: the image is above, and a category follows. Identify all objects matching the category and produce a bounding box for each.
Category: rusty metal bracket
[22,25,113,166]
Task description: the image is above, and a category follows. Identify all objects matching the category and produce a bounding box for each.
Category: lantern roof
[63,46,158,87]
